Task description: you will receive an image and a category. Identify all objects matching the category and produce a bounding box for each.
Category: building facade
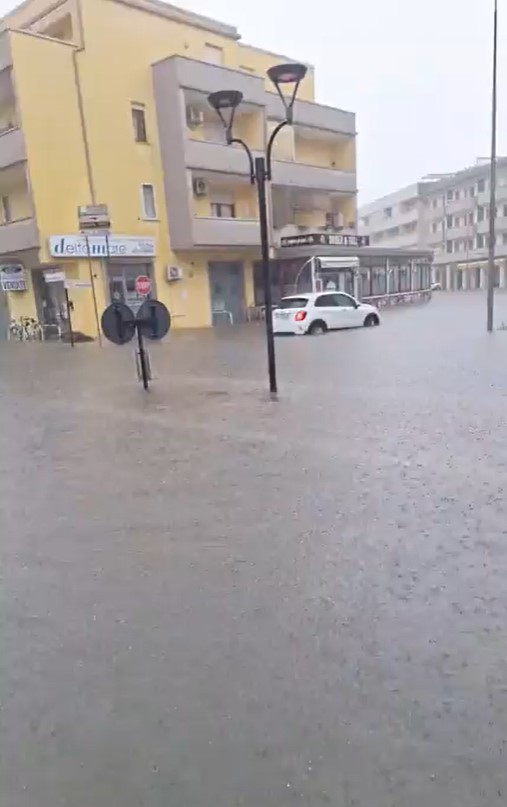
[0,0,358,337]
[359,159,507,291]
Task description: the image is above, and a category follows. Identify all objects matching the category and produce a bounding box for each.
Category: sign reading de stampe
[280,233,370,248]
[49,235,156,259]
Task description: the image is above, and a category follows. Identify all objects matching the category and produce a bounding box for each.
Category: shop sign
[48,235,156,259]
[44,270,67,284]
[0,264,27,292]
[280,233,370,248]
[78,204,110,231]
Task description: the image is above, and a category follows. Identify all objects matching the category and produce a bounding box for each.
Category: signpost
[101,299,171,390]
[78,203,111,347]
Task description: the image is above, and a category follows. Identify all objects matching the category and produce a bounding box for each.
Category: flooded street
[2,293,507,806]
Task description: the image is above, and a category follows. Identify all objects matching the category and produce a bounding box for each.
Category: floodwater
[1,293,507,806]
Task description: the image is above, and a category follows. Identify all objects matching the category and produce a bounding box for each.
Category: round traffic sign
[101,302,136,345]
[135,275,151,296]
[137,299,171,340]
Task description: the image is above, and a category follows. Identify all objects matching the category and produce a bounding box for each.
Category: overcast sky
[180,0,506,203]
[1,0,504,203]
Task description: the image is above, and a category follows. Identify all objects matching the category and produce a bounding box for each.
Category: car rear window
[277,297,308,309]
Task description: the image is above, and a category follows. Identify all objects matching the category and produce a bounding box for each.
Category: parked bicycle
[8,316,45,341]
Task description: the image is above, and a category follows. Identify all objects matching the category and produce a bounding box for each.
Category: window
[469,186,475,197]
[468,212,474,225]
[446,240,453,253]
[315,294,337,307]
[432,198,438,209]
[204,44,223,65]
[454,190,460,201]
[454,216,461,227]
[477,179,485,193]
[362,216,369,227]
[333,293,356,307]
[210,202,235,218]
[476,234,484,248]
[278,297,308,309]
[371,265,387,295]
[446,214,453,228]
[503,233,507,245]
[503,204,507,217]
[1,195,11,223]
[141,184,157,219]
[131,104,147,142]
[446,190,453,201]
[384,206,392,218]
[477,206,484,222]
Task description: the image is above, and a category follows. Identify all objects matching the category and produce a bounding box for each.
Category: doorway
[208,262,245,325]
[107,263,154,314]
[32,271,70,337]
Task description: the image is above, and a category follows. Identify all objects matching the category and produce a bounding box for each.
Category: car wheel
[308,320,327,335]
[364,314,379,327]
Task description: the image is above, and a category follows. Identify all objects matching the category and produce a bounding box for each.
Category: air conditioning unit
[186,105,204,128]
[325,212,345,230]
[193,177,208,197]
[166,265,183,282]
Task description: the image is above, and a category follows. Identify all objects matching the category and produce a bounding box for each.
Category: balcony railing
[271,160,356,194]
[0,217,39,254]
[0,126,26,171]
[192,216,260,247]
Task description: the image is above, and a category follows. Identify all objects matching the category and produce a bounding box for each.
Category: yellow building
[0,0,357,337]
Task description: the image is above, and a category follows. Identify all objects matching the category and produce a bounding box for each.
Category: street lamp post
[208,63,307,398]
[487,0,498,332]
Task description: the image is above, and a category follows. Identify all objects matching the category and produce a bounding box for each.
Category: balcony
[0,33,12,73]
[192,217,259,248]
[185,139,260,175]
[0,217,39,254]
[266,94,355,136]
[154,55,266,106]
[271,160,356,194]
[0,126,26,170]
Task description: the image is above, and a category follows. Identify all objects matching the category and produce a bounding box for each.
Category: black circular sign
[101,302,136,345]
[136,300,171,340]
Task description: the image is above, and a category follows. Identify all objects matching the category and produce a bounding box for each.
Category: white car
[273,292,381,335]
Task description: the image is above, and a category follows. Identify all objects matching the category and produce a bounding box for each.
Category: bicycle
[8,317,45,341]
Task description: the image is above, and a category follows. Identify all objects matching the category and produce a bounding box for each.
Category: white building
[359,159,507,290]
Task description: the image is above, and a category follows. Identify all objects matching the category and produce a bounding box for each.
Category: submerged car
[273,292,381,335]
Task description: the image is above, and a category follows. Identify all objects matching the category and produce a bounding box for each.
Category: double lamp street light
[208,62,307,398]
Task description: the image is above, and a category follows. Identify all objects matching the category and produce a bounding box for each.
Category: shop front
[262,240,433,309]
[44,234,157,338]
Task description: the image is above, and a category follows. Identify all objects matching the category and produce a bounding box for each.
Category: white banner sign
[44,270,66,284]
[0,264,27,292]
[49,235,156,259]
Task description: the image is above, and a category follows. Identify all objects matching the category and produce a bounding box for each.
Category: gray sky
[181,0,506,203]
[1,0,504,202]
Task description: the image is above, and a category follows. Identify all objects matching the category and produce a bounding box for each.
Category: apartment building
[0,0,357,337]
[359,158,507,291]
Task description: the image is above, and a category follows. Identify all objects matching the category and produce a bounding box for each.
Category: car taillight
[294,311,307,321]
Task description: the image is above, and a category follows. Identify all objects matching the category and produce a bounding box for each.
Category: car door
[331,293,360,328]
[314,293,340,329]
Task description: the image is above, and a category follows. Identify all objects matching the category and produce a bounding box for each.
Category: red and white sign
[135,275,151,296]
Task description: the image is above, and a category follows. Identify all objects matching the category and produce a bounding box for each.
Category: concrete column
[462,270,468,291]
[480,267,486,289]
[500,261,507,289]
[446,265,452,290]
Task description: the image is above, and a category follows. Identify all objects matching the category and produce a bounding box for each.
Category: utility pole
[487,0,498,332]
